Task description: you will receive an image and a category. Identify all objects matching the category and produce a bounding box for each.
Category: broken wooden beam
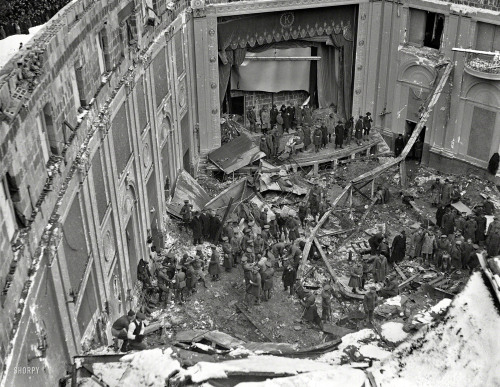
[313,237,338,285]
[393,263,408,281]
[235,303,273,341]
[427,275,446,286]
[398,272,421,289]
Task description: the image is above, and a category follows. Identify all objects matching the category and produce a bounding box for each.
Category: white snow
[380,322,408,343]
[233,368,366,387]
[182,355,340,383]
[0,24,47,70]
[371,273,500,387]
[118,348,181,386]
[358,344,392,361]
[318,329,379,365]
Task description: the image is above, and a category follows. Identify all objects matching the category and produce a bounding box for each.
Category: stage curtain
[317,44,340,112]
[328,34,354,119]
[219,48,247,103]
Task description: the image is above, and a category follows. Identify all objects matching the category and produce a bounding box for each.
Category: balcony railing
[464,52,500,80]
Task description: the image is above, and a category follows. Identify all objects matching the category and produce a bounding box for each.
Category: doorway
[230,96,244,116]
[405,120,426,162]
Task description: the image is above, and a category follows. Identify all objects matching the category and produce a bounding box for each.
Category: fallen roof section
[209,131,266,173]
[204,177,255,218]
[167,170,211,218]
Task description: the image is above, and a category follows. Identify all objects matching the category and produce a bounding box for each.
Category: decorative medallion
[280,12,295,29]
[122,190,135,222]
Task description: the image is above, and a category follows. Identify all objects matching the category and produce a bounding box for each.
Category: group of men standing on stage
[249,103,374,158]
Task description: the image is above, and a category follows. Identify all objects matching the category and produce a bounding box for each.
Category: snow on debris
[118,348,181,386]
[380,322,409,344]
[182,355,340,383]
[233,368,366,387]
[371,273,500,387]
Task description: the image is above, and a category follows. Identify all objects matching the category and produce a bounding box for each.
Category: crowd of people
[246,103,374,160]
[0,0,70,39]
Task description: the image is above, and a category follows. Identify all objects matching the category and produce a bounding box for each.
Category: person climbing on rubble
[363,286,378,326]
[137,256,152,288]
[208,244,221,281]
[300,292,323,329]
[348,258,363,294]
[111,310,136,352]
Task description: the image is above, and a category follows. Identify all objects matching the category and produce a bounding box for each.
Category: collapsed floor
[75,138,500,386]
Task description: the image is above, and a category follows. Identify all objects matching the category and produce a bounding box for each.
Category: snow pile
[183,355,339,383]
[118,348,181,386]
[0,24,46,69]
[358,344,391,361]
[371,273,500,387]
[318,329,381,364]
[380,322,408,344]
[411,297,452,325]
[233,368,366,387]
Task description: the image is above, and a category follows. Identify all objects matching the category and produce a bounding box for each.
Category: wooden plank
[235,303,273,341]
[393,263,408,281]
[398,273,421,289]
[313,237,339,284]
[427,275,445,286]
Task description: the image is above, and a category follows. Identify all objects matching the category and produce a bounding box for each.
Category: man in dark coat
[476,212,487,242]
[486,230,500,257]
[247,106,257,132]
[270,104,279,127]
[335,120,344,149]
[441,209,454,236]
[201,210,211,242]
[483,197,495,216]
[464,216,477,243]
[320,123,328,148]
[283,108,292,133]
[282,261,297,295]
[394,134,404,157]
[210,212,222,244]
[390,231,406,264]
[363,112,373,140]
[436,205,446,228]
[300,293,322,328]
[191,211,203,245]
[286,104,295,126]
[354,116,363,145]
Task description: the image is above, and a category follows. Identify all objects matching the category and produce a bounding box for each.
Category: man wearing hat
[157,263,172,306]
[454,212,466,235]
[180,200,192,231]
[435,233,451,269]
[254,233,265,256]
[248,266,262,305]
[466,244,481,272]
[260,135,271,157]
[334,120,344,149]
[208,244,221,281]
[313,125,323,153]
[363,286,378,325]
[185,258,197,295]
[230,232,242,266]
[363,112,373,140]
[450,240,462,270]
[390,230,406,264]
[261,261,275,301]
[460,238,474,269]
[125,312,148,351]
[201,209,211,242]
[378,276,399,298]
[192,247,207,288]
[321,285,332,322]
[261,224,271,245]
[270,104,279,128]
[245,246,256,263]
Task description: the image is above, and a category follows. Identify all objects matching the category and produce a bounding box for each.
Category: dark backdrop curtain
[330,34,354,119]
